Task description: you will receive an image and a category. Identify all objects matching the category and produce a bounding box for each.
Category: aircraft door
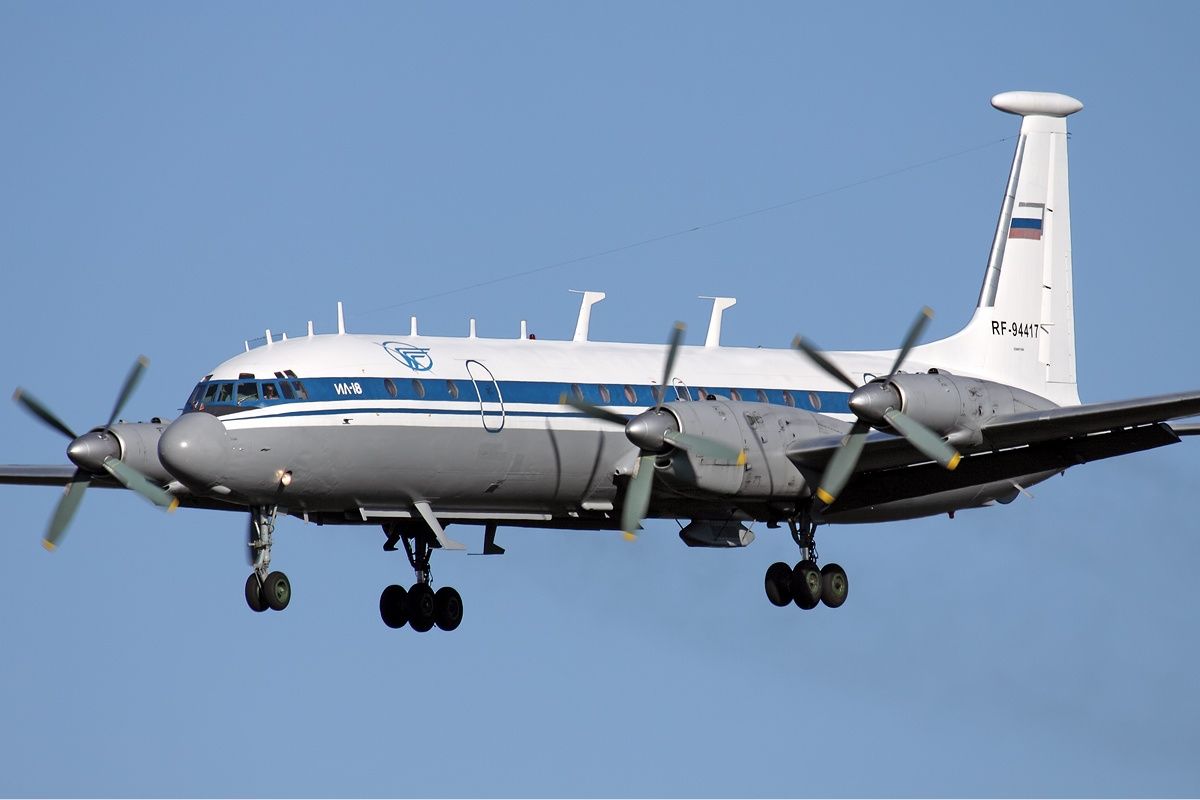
[466,360,506,432]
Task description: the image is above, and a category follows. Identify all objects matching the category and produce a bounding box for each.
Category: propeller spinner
[794,308,961,508]
[13,356,178,550]
[562,322,746,538]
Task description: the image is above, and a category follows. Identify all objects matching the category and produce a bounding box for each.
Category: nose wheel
[244,505,291,613]
[764,511,849,610]
[379,522,465,633]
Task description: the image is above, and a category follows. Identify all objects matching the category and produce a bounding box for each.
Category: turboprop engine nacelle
[856,372,1057,444]
[64,420,174,484]
[655,400,837,499]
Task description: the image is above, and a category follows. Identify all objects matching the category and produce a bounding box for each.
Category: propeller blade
[883,409,961,470]
[559,394,629,426]
[792,337,859,392]
[12,388,77,440]
[655,322,686,407]
[663,430,747,464]
[887,307,934,377]
[620,453,656,537]
[43,471,91,550]
[101,456,180,510]
[106,356,149,429]
[813,420,872,506]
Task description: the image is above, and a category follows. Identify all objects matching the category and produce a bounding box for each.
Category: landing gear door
[466,360,506,433]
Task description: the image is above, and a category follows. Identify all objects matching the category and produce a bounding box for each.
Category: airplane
[5,90,1199,634]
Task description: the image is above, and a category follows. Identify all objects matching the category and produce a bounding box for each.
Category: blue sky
[2,3,1198,797]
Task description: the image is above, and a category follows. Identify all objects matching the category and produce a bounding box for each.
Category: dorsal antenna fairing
[700,296,736,348]
[570,290,606,342]
[410,316,418,336]
[336,301,346,335]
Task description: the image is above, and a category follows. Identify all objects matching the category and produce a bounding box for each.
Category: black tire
[434,586,464,632]
[262,571,291,611]
[820,563,849,609]
[764,561,793,607]
[379,584,408,629]
[791,560,822,610]
[407,583,436,632]
[245,572,267,613]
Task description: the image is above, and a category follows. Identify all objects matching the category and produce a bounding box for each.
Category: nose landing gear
[244,505,291,613]
[379,522,464,633]
[764,509,849,611]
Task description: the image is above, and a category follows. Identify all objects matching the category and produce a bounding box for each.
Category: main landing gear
[378,522,464,633]
[245,505,292,613]
[764,511,849,611]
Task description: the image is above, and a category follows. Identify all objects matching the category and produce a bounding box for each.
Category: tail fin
[913,91,1083,406]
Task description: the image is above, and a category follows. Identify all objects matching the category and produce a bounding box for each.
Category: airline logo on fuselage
[381,341,433,371]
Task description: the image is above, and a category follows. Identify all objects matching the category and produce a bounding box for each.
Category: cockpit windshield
[186,375,307,415]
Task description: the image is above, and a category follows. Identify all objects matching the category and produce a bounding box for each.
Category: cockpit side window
[262,382,280,401]
[203,383,220,403]
[279,381,295,400]
[291,380,308,400]
[237,382,260,404]
[215,383,234,403]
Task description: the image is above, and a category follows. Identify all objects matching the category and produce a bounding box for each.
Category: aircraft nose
[158,412,230,491]
[66,431,121,473]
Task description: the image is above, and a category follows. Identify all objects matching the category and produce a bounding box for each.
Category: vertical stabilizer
[913,91,1083,406]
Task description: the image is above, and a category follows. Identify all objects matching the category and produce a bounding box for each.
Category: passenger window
[598,385,611,404]
[215,383,233,403]
[238,382,260,404]
[412,379,426,399]
[280,382,295,400]
[782,390,796,407]
[384,378,397,398]
[262,383,280,401]
[446,380,460,399]
[729,388,742,401]
[808,391,822,410]
[571,383,584,401]
[757,389,769,403]
[623,385,637,404]
[203,383,220,403]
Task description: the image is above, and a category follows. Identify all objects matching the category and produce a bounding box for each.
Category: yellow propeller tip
[622,531,638,542]
[947,453,962,471]
[136,355,151,368]
[167,498,180,513]
[815,487,835,505]
[12,388,23,402]
[921,306,934,319]
[42,539,57,552]
[736,451,747,466]
[557,393,568,405]
[672,321,686,332]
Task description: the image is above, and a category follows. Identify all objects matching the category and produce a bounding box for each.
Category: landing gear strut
[245,505,291,613]
[763,508,849,610]
[379,522,464,633]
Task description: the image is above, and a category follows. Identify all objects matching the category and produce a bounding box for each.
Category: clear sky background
[1,3,1198,797]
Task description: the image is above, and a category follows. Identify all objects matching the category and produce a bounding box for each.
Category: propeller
[562,322,746,538]
[794,308,961,508]
[13,356,178,550]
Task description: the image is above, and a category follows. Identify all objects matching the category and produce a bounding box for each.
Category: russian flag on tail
[1009,201,1045,240]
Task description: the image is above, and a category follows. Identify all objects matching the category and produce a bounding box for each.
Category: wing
[788,390,1200,513]
[0,465,120,488]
